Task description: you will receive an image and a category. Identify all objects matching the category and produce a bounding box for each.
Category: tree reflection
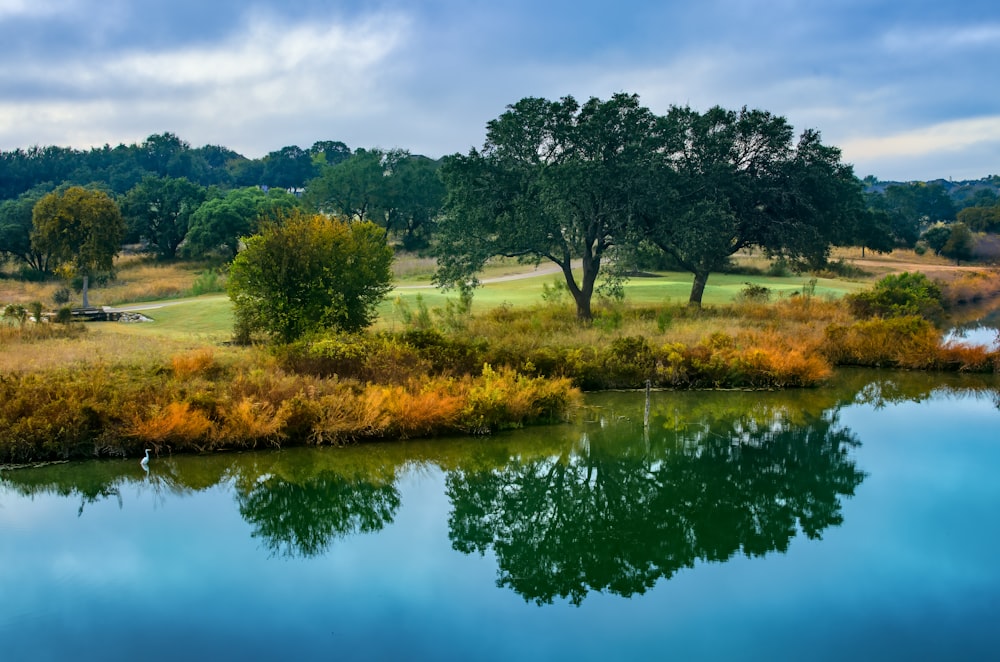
[447,407,865,605]
[236,472,400,558]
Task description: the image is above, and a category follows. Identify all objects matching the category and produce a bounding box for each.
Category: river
[1,370,999,661]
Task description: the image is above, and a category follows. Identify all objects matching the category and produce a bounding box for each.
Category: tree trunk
[561,258,597,321]
[688,270,709,307]
[81,275,90,308]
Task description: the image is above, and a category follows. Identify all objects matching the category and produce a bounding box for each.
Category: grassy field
[0,248,987,352]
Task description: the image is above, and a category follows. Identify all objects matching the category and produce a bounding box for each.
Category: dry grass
[0,256,219,308]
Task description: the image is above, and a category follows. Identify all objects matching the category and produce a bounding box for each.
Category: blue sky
[1,0,998,181]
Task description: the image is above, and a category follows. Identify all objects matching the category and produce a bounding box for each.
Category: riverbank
[2,254,999,464]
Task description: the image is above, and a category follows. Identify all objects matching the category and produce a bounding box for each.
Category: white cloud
[0,12,410,154]
[840,115,1000,160]
[0,0,71,18]
[882,24,1000,53]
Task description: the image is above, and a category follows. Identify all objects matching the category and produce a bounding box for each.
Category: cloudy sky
[1,0,998,181]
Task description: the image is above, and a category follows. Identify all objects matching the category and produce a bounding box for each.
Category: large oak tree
[434,93,664,320]
[642,106,863,306]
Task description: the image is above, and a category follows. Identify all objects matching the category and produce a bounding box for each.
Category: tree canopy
[120,175,207,259]
[227,211,394,343]
[641,106,863,306]
[184,186,301,259]
[435,93,664,320]
[31,186,125,307]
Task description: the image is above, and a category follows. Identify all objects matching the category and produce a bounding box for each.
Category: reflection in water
[447,404,865,605]
[4,371,999,602]
[236,472,400,558]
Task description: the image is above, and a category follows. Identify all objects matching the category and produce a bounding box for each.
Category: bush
[846,272,945,321]
[228,212,393,343]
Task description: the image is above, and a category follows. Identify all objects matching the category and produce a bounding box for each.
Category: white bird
[140,448,151,467]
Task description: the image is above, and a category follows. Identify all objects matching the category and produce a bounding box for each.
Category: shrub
[822,316,942,368]
[846,272,945,321]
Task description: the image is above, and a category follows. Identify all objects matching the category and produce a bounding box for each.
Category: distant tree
[228,156,266,187]
[957,204,1000,233]
[305,148,397,223]
[941,222,974,265]
[305,149,445,247]
[184,187,301,259]
[871,182,956,247]
[227,211,393,343]
[31,186,125,307]
[848,208,895,256]
[383,155,445,248]
[0,186,57,271]
[262,145,318,189]
[309,141,352,167]
[436,94,664,320]
[921,223,952,255]
[120,175,207,259]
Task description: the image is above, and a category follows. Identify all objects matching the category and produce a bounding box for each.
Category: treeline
[861,175,1000,263]
[2,103,1000,303]
[0,134,446,278]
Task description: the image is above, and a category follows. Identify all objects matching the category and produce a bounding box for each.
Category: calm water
[2,371,999,661]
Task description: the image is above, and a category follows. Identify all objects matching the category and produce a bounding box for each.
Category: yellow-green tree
[227,212,393,343]
[31,186,125,308]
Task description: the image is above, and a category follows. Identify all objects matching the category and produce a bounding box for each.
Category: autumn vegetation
[2,95,1000,466]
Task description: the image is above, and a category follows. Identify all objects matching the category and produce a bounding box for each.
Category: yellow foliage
[171,348,218,378]
[129,401,214,445]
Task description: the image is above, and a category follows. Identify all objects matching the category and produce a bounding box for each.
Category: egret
[140,449,151,467]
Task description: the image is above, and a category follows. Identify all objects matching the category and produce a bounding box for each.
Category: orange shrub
[129,401,214,447]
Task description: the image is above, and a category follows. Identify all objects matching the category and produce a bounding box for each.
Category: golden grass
[0,256,219,308]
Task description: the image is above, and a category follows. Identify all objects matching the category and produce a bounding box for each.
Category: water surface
[2,372,999,661]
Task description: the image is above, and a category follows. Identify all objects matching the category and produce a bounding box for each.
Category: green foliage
[52,287,71,305]
[957,204,1000,233]
[190,268,225,296]
[846,272,945,321]
[305,149,444,247]
[436,93,664,320]
[184,186,301,259]
[644,106,862,305]
[120,175,206,259]
[921,223,951,254]
[31,186,125,279]
[227,212,394,343]
[941,222,974,264]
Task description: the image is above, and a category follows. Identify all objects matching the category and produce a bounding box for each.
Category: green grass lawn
[120,268,869,339]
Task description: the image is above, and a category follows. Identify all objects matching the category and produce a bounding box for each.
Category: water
[2,371,999,661]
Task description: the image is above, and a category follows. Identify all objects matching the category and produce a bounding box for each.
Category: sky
[0,0,998,182]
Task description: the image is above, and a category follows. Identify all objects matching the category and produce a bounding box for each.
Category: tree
[921,223,952,255]
[227,211,394,343]
[642,106,863,306]
[305,149,445,247]
[870,182,957,247]
[31,186,125,307]
[183,186,301,259]
[262,145,318,189]
[383,155,445,248]
[957,204,1000,233]
[435,94,664,320]
[0,187,57,272]
[941,222,974,264]
[120,175,206,259]
[308,140,352,167]
[304,148,395,222]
